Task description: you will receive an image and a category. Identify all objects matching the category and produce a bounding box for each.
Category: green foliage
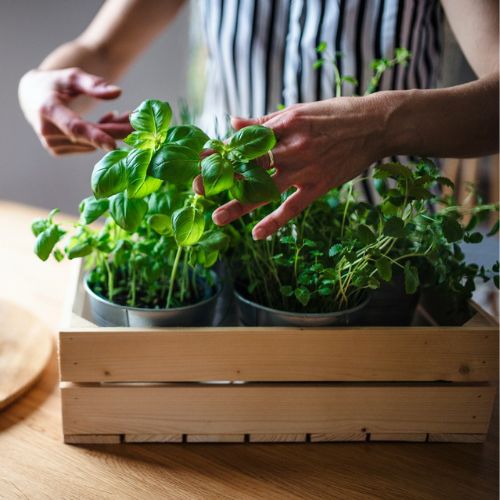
[230,162,280,204]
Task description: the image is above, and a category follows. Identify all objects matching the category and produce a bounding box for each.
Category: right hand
[18,67,133,156]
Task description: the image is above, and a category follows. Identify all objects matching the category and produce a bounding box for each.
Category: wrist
[366,90,423,159]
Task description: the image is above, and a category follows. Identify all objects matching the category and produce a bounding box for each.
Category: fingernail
[253,227,266,240]
[100,84,120,92]
[214,210,229,225]
[102,143,114,152]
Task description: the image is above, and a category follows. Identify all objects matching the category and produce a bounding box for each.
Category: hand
[18,67,133,156]
[208,97,388,239]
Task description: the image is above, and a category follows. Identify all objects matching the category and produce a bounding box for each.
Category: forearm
[379,72,499,158]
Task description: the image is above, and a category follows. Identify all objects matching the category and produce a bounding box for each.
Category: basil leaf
[109,192,148,232]
[79,197,109,225]
[66,241,93,259]
[441,215,463,243]
[376,256,392,282]
[294,286,310,306]
[230,163,280,204]
[172,206,205,246]
[31,218,49,237]
[34,225,65,261]
[91,149,129,199]
[404,262,419,294]
[373,162,412,180]
[228,125,276,160]
[198,230,230,252]
[148,190,183,216]
[201,154,234,196]
[166,125,209,152]
[148,214,172,235]
[126,148,160,198]
[130,99,171,140]
[383,216,405,238]
[149,144,200,185]
[123,131,155,149]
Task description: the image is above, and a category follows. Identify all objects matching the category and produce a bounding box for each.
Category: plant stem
[166,246,183,309]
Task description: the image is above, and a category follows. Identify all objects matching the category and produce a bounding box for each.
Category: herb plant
[32,99,279,309]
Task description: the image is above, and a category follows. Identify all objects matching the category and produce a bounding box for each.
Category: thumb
[68,70,122,100]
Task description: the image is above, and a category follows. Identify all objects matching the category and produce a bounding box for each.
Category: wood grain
[61,384,495,436]
[310,433,367,442]
[0,299,53,410]
[1,201,499,500]
[249,434,307,443]
[370,433,427,442]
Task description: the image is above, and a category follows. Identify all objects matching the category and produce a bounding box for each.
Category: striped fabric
[198,0,443,136]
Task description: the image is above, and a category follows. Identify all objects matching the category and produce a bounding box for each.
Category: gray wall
[0,0,190,214]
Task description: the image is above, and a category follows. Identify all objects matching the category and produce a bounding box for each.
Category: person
[18,0,499,241]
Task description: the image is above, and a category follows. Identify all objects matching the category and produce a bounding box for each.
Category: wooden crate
[59,262,499,444]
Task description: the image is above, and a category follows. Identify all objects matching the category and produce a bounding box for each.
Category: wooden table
[0,201,498,499]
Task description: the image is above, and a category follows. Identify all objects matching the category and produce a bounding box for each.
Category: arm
[19,0,185,155]
[209,0,499,239]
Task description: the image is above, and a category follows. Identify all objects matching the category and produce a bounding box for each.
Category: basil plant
[32,99,278,309]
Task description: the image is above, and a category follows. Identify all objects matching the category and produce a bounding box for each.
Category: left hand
[205,96,390,239]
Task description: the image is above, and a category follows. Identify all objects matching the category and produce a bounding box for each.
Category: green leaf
[436,176,455,189]
[198,230,230,252]
[442,215,463,243]
[228,125,276,160]
[109,192,147,232]
[148,190,182,216]
[368,276,380,289]
[31,218,49,236]
[328,243,343,257]
[34,225,65,261]
[130,99,171,140]
[148,214,172,235]
[316,41,327,53]
[166,125,209,153]
[91,149,129,199]
[149,144,200,185]
[230,163,280,204]
[487,220,499,237]
[67,241,93,259]
[465,232,483,244]
[376,257,392,282]
[294,287,310,306]
[126,148,158,198]
[123,131,155,149]
[203,138,225,153]
[201,154,234,196]
[373,162,412,180]
[172,206,205,246]
[79,197,109,224]
[404,263,419,294]
[383,216,405,238]
[357,224,376,245]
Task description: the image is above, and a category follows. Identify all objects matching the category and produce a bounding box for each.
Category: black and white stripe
[199,0,442,134]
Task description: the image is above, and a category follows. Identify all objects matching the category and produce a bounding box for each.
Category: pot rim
[84,271,221,313]
[234,288,371,318]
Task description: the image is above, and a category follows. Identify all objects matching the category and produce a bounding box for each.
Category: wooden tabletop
[0,200,498,500]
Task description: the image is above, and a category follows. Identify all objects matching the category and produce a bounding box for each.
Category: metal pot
[84,272,222,327]
[234,290,371,327]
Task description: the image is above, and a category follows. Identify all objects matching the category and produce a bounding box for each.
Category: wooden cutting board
[0,299,53,410]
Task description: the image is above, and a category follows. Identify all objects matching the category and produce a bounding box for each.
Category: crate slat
[59,327,498,383]
[428,433,487,443]
[186,434,245,443]
[310,433,367,442]
[64,434,121,444]
[124,434,182,443]
[61,384,495,436]
[370,433,427,442]
[249,434,307,442]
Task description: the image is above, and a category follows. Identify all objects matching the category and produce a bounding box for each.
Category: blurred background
[0,0,498,294]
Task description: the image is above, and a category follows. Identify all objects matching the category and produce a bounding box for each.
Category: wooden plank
[310,433,367,442]
[186,434,245,443]
[370,433,427,442]
[428,434,487,443]
[249,434,307,443]
[469,301,499,327]
[124,434,182,443]
[61,384,495,436]
[59,326,498,383]
[64,434,121,444]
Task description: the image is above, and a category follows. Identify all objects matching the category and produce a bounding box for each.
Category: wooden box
[59,263,498,444]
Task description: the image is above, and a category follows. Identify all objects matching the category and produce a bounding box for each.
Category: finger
[63,69,122,99]
[212,173,289,226]
[44,136,97,148]
[253,144,290,169]
[49,145,96,156]
[44,102,116,150]
[200,148,216,159]
[231,109,283,130]
[252,188,319,240]
[98,111,131,124]
[97,122,133,138]
[192,175,204,196]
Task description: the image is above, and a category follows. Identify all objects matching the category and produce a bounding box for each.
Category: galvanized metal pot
[84,273,222,327]
[234,290,371,327]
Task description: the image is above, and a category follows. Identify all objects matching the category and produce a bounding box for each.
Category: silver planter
[235,290,371,327]
[84,273,221,327]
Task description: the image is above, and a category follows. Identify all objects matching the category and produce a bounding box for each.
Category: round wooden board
[0,299,53,410]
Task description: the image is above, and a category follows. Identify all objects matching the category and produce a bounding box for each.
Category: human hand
[18,67,133,156]
[205,97,388,239]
